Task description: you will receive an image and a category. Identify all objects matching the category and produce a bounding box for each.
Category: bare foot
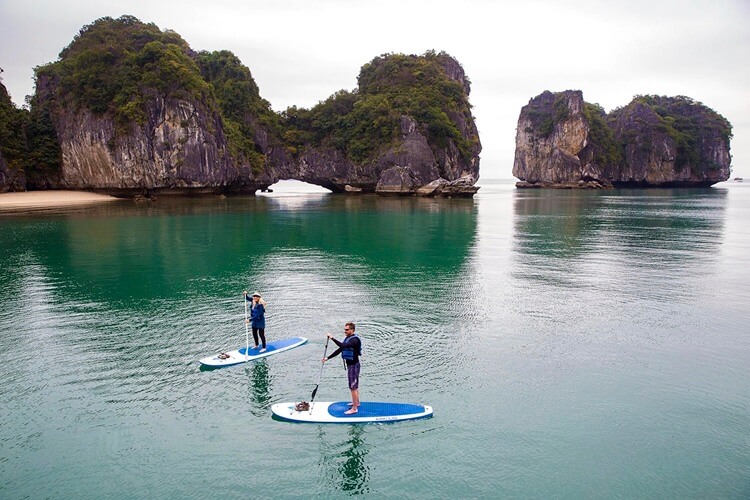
[344,408,358,415]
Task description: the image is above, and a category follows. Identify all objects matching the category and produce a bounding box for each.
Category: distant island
[0,15,481,197]
[513,90,732,188]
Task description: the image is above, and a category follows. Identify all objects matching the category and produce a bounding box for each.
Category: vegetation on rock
[521,91,570,138]
[0,74,29,173]
[25,95,63,188]
[36,16,211,126]
[14,16,480,191]
[0,72,62,188]
[582,102,622,167]
[517,89,732,186]
[282,51,478,164]
[195,50,282,172]
[610,95,732,174]
[33,15,275,173]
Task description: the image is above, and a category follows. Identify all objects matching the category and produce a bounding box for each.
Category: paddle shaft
[244,293,249,361]
[310,337,330,403]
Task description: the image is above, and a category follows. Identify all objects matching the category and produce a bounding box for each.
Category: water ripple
[1,185,749,498]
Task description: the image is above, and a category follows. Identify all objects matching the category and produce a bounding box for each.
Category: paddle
[243,291,250,362]
[310,336,330,404]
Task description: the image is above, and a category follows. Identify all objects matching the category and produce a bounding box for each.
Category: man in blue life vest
[323,322,362,415]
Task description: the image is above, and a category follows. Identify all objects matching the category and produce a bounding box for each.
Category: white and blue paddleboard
[199,336,308,367]
[271,401,433,424]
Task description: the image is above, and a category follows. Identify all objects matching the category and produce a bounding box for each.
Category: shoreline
[0,190,121,210]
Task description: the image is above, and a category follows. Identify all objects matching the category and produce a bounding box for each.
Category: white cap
[252,291,261,297]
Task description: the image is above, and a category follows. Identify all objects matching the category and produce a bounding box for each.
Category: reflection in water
[513,188,727,260]
[0,194,478,307]
[263,193,330,211]
[2,183,749,498]
[247,360,271,417]
[0,193,480,424]
[512,188,727,271]
[339,426,369,494]
[510,187,729,304]
[318,425,370,495]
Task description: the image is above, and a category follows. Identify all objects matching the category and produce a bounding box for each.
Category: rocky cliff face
[24,18,480,197]
[513,90,590,186]
[376,54,481,196]
[293,111,480,197]
[291,52,481,197]
[608,96,731,186]
[36,77,275,195]
[374,115,480,197]
[34,62,479,197]
[514,91,731,188]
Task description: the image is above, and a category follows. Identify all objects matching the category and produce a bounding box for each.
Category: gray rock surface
[31,53,482,197]
[513,90,731,188]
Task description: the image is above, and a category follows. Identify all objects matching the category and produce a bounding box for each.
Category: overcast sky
[1,0,748,179]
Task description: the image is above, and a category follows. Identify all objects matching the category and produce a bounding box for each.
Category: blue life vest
[342,334,361,361]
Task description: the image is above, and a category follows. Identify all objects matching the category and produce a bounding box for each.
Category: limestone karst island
[0,16,480,198]
[513,90,732,188]
[0,16,734,196]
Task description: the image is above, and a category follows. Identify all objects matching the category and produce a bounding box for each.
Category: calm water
[1,180,749,498]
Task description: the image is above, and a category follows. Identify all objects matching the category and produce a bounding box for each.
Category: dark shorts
[347,362,360,390]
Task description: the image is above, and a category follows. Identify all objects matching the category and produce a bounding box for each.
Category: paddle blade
[311,385,319,401]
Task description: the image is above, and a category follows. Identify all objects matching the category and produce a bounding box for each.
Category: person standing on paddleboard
[323,322,362,415]
[244,291,267,352]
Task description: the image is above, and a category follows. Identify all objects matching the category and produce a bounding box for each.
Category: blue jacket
[247,298,266,329]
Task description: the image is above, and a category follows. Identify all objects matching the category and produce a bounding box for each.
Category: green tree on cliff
[0,70,30,174]
[283,51,477,164]
[36,15,212,127]
[33,16,287,173]
[25,16,481,185]
[195,50,282,172]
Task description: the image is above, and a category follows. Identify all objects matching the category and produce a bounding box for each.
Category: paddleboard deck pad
[200,336,307,367]
[271,401,433,423]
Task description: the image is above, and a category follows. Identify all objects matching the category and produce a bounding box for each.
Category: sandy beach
[0,190,120,209]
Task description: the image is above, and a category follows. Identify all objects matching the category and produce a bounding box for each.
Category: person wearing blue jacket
[323,322,362,415]
[244,291,267,352]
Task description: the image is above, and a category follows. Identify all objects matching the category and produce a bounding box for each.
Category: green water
[1,181,749,498]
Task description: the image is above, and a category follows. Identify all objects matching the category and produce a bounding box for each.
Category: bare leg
[344,363,360,414]
[345,389,360,414]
